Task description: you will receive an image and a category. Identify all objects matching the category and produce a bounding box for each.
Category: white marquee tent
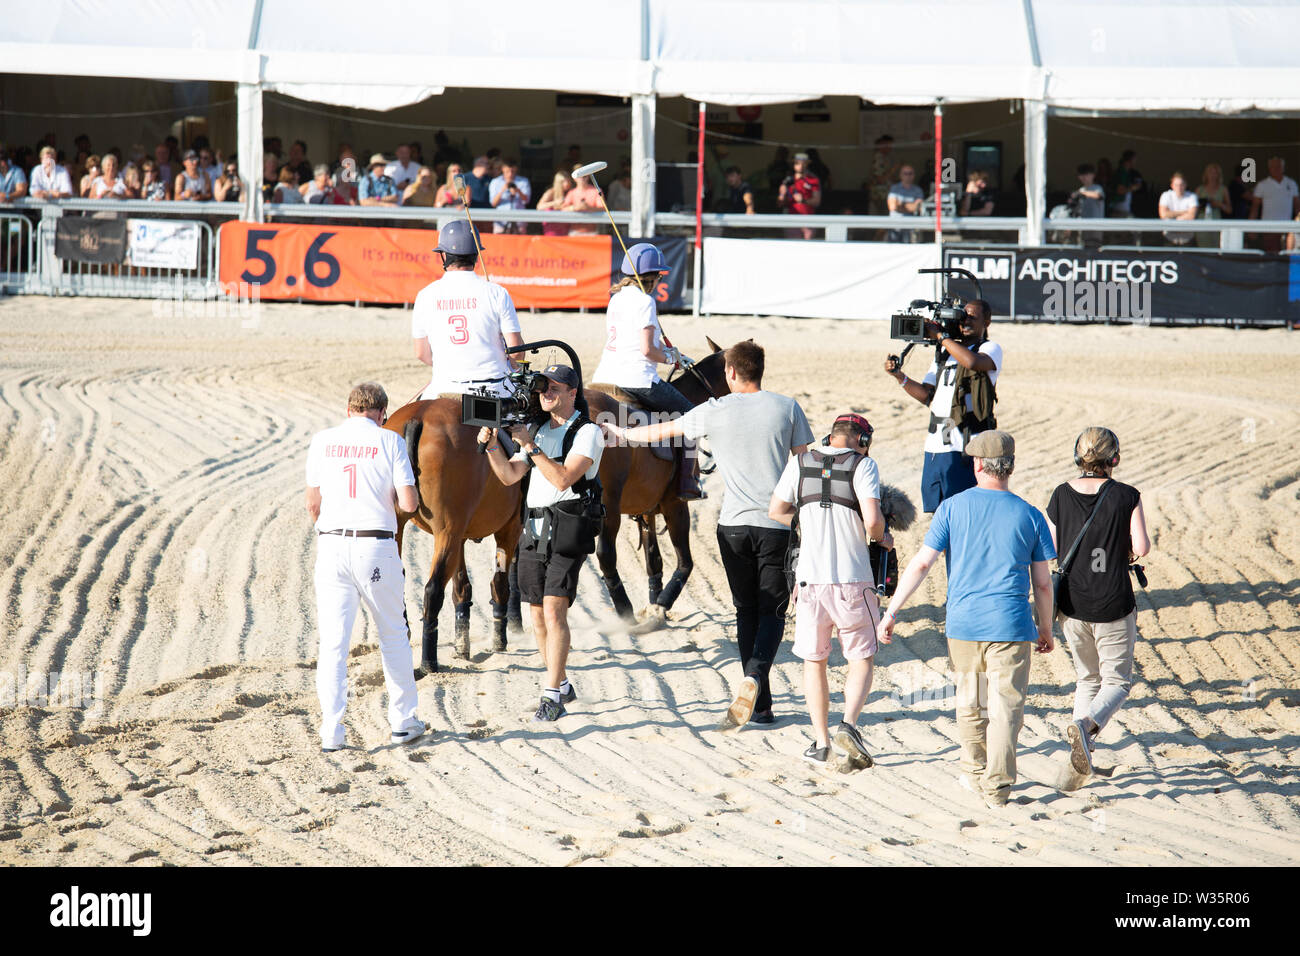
[5,0,1299,239]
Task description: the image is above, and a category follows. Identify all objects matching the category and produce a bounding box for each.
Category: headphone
[1073,427,1120,469]
[831,413,874,451]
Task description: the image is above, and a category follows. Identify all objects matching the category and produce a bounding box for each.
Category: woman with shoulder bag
[1046,427,1150,775]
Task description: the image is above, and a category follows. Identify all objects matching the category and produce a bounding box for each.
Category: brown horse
[384,398,521,674]
[530,337,730,631]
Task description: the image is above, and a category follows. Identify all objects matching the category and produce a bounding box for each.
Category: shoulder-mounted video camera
[461,338,589,453]
[461,365,546,430]
[887,267,984,368]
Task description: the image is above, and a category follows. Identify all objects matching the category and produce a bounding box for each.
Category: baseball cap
[964,430,1014,458]
[183,149,198,160]
[793,152,810,162]
[369,153,389,167]
[540,364,579,388]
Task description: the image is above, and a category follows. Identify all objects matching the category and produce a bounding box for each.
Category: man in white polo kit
[306,382,425,753]
[412,219,525,398]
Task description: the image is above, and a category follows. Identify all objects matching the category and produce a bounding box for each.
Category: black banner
[55,217,127,265]
[943,247,1300,326]
[608,235,688,310]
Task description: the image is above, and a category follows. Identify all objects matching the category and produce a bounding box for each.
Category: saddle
[587,382,674,462]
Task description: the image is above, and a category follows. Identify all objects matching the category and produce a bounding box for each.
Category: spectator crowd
[2,129,1296,251]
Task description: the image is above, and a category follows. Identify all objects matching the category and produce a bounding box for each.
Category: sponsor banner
[55,217,126,264]
[217,221,613,307]
[607,235,687,310]
[127,219,200,270]
[702,238,939,319]
[944,247,1300,324]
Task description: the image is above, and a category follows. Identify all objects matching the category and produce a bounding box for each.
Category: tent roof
[3,0,1299,113]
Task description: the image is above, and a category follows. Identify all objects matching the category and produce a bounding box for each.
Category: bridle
[669,356,720,401]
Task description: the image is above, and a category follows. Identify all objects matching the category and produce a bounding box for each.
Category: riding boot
[676,445,705,501]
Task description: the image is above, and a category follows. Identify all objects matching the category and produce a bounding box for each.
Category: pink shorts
[793,582,880,662]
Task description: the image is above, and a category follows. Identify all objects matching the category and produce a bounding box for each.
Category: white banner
[127,219,200,270]
[701,239,941,320]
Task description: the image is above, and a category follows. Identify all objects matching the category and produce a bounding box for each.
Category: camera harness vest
[522,412,603,551]
[788,445,897,596]
[928,337,998,445]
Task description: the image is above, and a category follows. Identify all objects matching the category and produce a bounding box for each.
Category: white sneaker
[391,720,428,745]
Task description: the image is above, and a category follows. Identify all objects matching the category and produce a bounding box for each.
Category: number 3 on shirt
[605,326,616,351]
[448,314,469,345]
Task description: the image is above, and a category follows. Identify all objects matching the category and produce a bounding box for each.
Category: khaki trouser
[1062,612,1137,733]
[948,639,1033,798]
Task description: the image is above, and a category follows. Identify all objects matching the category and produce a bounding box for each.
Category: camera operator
[883,298,1002,514]
[412,220,525,400]
[478,364,604,723]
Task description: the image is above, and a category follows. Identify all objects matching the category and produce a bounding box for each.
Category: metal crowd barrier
[4,198,241,298]
[0,212,37,294]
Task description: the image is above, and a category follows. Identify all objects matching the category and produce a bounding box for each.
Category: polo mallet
[452,173,492,282]
[572,160,644,294]
[574,159,690,364]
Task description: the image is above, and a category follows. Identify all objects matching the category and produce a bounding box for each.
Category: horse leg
[597,508,635,622]
[452,550,472,660]
[638,514,664,607]
[506,553,523,633]
[655,499,694,611]
[489,529,517,652]
[420,539,461,676]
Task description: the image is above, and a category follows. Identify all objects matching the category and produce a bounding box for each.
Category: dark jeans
[716,524,792,713]
[622,379,694,415]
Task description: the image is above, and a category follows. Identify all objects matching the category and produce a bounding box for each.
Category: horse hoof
[415,661,438,679]
[507,615,524,634]
[628,604,668,634]
[454,645,470,660]
[493,636,508,653]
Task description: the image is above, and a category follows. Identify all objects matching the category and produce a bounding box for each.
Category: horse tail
[404,417,423,507]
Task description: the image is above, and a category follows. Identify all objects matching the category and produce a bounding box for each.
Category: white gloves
[663,346,681,367]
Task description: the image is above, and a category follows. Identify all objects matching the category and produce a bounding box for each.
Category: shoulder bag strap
[1059,480,1116,574]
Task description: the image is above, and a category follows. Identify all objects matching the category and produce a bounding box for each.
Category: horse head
[670,339,730,407]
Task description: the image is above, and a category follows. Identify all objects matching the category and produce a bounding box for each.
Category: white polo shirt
[1253,175,1300,221]
[306,416,415,533]
[592,285,664,388]
[411,269,521,396]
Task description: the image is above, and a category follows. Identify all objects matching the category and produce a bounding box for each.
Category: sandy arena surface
[1,294,1298,866]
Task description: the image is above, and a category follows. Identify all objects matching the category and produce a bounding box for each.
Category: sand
[1,294,1297,866]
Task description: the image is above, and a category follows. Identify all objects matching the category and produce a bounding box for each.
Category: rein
[670,359,720,402]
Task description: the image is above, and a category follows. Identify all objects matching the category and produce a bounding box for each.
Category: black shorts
[517,534,585,606]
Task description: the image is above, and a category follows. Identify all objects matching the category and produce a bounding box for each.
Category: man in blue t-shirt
[877,430,1055,808]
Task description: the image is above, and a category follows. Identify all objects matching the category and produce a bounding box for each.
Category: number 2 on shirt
[448,314,469,345]
[605,326,616,352]
[343,463,357,498]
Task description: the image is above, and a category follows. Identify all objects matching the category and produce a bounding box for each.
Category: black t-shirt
[1047,479,1141,622]
[716,180,753,213]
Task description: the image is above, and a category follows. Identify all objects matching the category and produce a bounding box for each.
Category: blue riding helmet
[434,219,483,256]
[621,242,669,276]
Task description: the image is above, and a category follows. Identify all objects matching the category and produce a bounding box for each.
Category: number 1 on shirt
[343,463,357,498]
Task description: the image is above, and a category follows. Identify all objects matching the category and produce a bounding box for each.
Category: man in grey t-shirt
[604,341,813,728]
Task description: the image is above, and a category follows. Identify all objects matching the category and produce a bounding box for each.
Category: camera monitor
[461,393,505,429]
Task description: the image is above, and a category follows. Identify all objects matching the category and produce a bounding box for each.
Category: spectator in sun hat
[359,153,399,206]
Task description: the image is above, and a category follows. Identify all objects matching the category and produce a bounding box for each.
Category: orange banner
[217,221,613,308]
